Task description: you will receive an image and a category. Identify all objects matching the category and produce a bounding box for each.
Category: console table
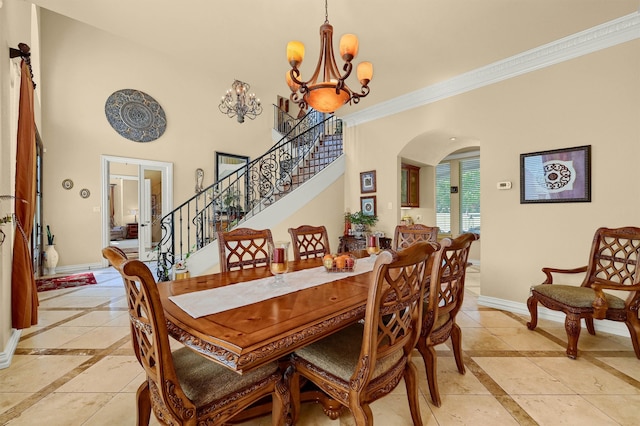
[338,236,392,253]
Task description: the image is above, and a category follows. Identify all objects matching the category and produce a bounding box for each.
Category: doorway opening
[100,156,173,266]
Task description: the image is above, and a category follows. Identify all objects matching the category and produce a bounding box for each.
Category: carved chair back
[217,227,274,272]
[393,224,439,250]
[288,225,331,261]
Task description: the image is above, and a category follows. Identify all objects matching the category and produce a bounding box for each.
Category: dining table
[157,256,375,374]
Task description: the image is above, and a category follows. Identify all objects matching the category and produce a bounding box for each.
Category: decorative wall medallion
[104,89,167,142]
[80,188,91,199]
[62,179,74,190]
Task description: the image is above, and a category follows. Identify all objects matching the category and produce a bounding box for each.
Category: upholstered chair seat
[172,347,280,408]
[531,284,626,310]
[293,323,403,382]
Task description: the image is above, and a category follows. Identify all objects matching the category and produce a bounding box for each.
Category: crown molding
[343,12,640,127]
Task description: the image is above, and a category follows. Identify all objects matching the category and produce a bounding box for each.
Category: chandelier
[219,80,263,123]
[285,0,373,113]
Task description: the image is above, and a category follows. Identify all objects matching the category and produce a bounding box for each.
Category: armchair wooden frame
[393,224,439,250]
[288,241,439,425]
[416,233,479,407]
[527,226,640,359]
[288,225,330,261]
[102,247,288,426]
[217,227,274,272]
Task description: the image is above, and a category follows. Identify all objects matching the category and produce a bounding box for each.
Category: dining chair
[288,241,439,425]
[217,227,274,272]
[288,225,331,261]
[102,247,288,426]
[393,224,439,250]
[415,232,479,407]
[527,226,640,359]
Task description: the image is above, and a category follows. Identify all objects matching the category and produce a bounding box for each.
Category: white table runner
[169,260,376,318]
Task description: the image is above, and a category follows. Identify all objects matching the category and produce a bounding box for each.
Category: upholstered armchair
[527,226,640,359]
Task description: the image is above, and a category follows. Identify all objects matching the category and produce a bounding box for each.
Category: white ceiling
[31,0,639,116]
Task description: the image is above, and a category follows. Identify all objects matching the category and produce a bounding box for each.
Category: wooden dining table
[157,257,374,374]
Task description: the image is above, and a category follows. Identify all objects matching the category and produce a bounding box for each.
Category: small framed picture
[360,196,377,216]
[520,145,591,204]
[360,170,376,194]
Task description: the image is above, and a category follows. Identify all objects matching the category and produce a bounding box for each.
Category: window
[435,163,451,234]
[460,157,480,233]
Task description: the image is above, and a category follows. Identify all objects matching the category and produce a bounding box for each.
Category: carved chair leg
[349,398,373,426]
[450,323,466,374]
[564,314,581,359]
[526,295,539,330]
[624,318,640,359]
[273,375,291,426]
[585,317,596,335]
[287,366,301,425]
[404,361,424,426]
[416,340,441,407]
[136,380,151,426]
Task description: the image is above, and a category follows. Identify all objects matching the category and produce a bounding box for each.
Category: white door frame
[100,155,173,267]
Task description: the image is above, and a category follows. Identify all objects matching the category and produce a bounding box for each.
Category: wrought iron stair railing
[156,107,343,280]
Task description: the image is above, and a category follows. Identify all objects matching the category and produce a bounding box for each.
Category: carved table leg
[564,314,581,359]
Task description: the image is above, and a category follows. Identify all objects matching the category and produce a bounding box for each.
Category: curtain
[11,60,38,329]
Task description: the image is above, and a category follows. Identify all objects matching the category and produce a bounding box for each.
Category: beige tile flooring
[1,265,638,425]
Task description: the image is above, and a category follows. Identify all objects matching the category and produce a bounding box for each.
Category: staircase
[155,108,343,280]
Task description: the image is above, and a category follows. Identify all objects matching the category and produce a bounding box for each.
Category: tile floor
[1,265,638,425]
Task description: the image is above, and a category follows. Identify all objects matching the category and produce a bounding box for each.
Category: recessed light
[450,137,457,141]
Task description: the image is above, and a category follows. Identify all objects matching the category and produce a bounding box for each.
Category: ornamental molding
[344,12,640,127]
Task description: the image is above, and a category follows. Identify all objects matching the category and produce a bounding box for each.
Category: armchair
[527,226,640,359]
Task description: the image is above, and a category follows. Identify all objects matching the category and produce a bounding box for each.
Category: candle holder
[268,241,290,283]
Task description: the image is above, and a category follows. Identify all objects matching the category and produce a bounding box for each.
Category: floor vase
[45,245,59,275]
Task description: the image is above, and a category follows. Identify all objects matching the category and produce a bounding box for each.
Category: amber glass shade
[357,61,373,85]
[285,70,301,92]
[287,41,305,67]
[339,34,359,61]
[305,82,350,113]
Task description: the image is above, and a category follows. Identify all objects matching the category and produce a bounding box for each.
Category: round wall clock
[62,179,73,190]
[104,89,167,142]
[80,188,91,199]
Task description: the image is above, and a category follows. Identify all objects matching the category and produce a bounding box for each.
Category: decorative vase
[353,224,366,238]
[45,245,59,275]
[268,241,290,284]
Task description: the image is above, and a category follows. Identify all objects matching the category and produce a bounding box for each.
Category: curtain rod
[9,43,36,89]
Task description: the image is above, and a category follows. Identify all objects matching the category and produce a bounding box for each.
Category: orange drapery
[11,60,38,329]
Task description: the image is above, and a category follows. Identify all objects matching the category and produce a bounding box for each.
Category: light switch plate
[497,181,512,190]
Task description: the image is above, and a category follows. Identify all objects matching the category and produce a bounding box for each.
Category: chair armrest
[590,281,640,319]
[541,266,588,284]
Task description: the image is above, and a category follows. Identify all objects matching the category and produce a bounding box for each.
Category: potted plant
[348,210,378,237]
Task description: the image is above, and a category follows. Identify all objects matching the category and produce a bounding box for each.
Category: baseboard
[47,262,104,275]
[477,295,629,337]
[0,329,22,370]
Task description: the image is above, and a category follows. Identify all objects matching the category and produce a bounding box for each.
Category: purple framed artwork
[520,145,591,204]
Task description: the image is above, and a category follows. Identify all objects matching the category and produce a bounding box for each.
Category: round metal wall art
[105,89,167,142]
[80,188,91,199]
[62,179,74,190]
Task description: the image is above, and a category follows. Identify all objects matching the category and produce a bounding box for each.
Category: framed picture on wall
[360,196,377,216]
[360,170,376,193]
[520,145,591,204]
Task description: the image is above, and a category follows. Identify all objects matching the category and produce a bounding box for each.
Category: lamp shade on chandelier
[285,0,373,113]
[219,80,263,123]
